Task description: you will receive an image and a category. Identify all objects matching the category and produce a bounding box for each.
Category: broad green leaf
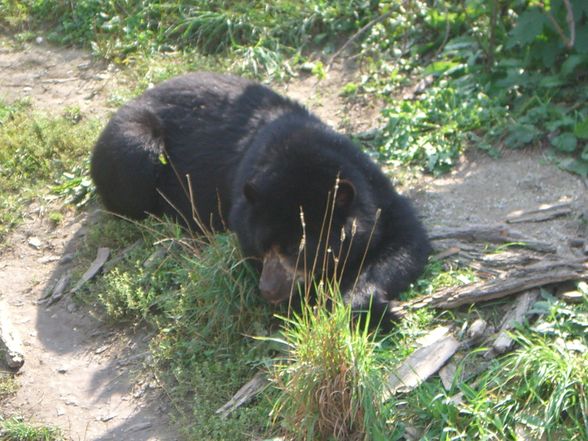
[504,124,540,148]
[557,157,588,177]
[507,9,546,48]
[561,54,588,77]
[574,118,588,139]
[582,145,588,161]
[538,75,566,88]
[424,61,461,75]
[551,133,577,152]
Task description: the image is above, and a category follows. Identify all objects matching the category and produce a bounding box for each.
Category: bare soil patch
[0,36,117,115]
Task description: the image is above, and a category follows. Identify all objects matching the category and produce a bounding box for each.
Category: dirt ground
[0,38,587,441]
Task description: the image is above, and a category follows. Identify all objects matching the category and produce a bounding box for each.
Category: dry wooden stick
[429,224,556,253]
[391,259,587,316]
[70,247,111,293]
[215,371,269,418]
[491,290,539,355]
[506,202,572,224]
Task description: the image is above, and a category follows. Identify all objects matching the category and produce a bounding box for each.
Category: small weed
[0,372,17,399]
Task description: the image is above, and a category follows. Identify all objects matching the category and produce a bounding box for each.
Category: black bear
[91,72,431,329]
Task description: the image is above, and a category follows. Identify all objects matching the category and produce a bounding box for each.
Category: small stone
[467,318,487,341]
[27,237,43,249]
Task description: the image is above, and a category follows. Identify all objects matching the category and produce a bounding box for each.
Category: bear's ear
[243,181,258,204]
[335,180,355,211]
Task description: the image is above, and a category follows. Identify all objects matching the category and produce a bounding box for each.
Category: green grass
[0,417,62,441]
[75,217,275,439]
[1,1,587,439]
[0,99,101,241]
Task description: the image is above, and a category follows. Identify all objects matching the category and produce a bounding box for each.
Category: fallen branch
[103,240,141,273]
[429,224,556,253]
[215,371,269,418]
[392,259,587,316]
[506,202,572,224]
[70,247,110,293]
[45,271,71,306]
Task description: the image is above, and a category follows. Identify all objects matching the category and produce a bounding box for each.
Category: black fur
[90,72,431,329]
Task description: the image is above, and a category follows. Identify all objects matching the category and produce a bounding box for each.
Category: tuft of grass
[0,417,62,441]
[270,284,388,441]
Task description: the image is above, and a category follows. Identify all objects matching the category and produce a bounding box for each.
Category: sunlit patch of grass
[0,99,102,241]
[0,417,62,441]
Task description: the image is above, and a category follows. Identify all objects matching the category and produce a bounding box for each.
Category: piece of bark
[477,251,539,268]
[506,202,572,224]
[429,224,556,253]
[491,290,539,355]
[45,272,71,306]
[143,247,167,269]
[70,247,110,293]
[0,302,24,370]
[415,325,452,347]
[384,328,459,398]
[215,371,269,418]
[439,361,458,391]
[432,247,461,261]
[391,259,587,316]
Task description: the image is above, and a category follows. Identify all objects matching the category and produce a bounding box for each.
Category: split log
[391,259,587,316]
[506,202,572,224]
[384,327,459,398]
[215,371,269,418]
[429,224,556,253]
[70,247,110,293]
